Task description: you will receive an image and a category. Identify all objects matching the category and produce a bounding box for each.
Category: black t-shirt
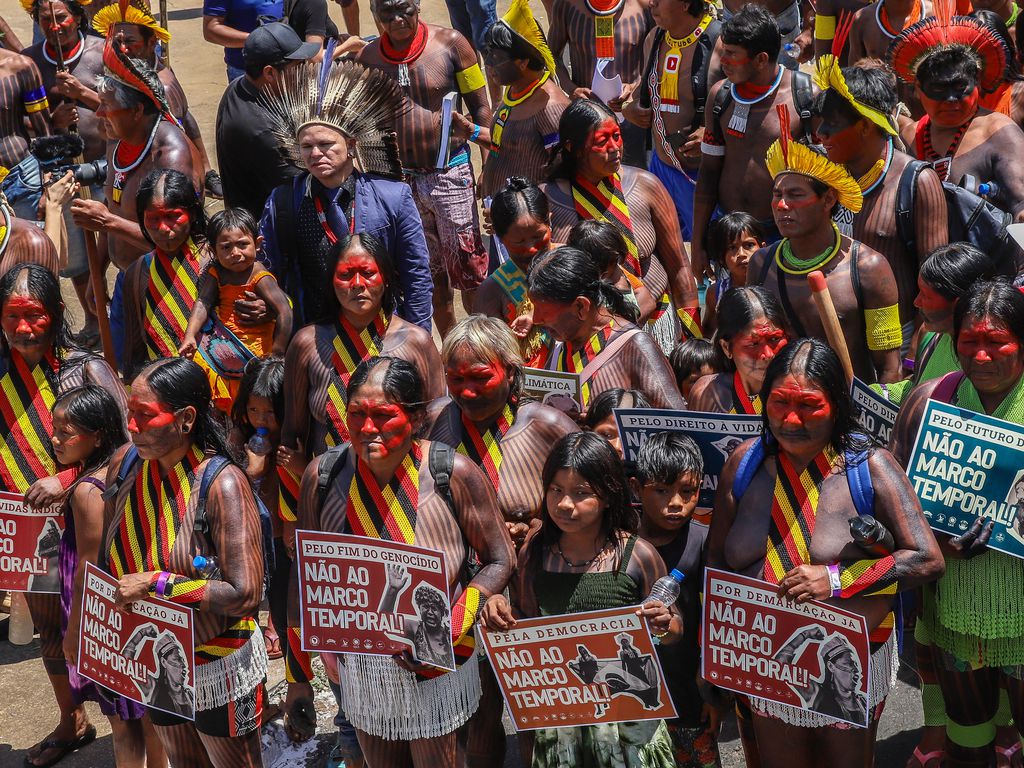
[215,75,302,220]
[285,0,338,42]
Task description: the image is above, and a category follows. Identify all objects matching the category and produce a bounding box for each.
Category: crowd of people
[1,0,1023,764]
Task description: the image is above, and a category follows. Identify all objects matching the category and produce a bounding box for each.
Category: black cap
[243,22,320,69]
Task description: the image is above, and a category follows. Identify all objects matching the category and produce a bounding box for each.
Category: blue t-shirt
[202,0,284,69]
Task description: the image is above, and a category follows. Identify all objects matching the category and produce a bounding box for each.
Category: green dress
[530,536,676,768]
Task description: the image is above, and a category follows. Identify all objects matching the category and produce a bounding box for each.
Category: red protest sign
[480,606,677,731]
[296,531,454,669]
[77,563,196,720]
[0,491,63,593]
[702,568,871,727]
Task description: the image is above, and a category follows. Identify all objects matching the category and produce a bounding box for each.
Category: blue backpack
[107,446,276,597]
[732,436,903,649]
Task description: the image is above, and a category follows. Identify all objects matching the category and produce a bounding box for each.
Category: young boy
[632,431,721,768]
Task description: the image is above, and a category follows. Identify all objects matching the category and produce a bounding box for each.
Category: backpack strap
[428,441,457,517]
[790,70,814,143]
[690,20,722,132]
[101,444,140,502]
[270,179,302,319]
[932,371,966,404]
[844,448,874,519]
[316,444,353,512]
[752,243,778,287]
[709,79,733,146]
[731,436,766,500]
[895,160,927,257]
[194,456,231,542]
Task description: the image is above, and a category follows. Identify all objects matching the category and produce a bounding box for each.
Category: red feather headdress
[888,0,1009,92]
[101,32,177,124]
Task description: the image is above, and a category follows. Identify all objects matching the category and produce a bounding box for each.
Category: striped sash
[345,443,420,544]
[457,403,514,492]
[763,447,838,584]
[492,261,552,367]
[277,465,300,522]
[325,312,389,447]
[731,371,762,415]
[0,352,59,492]
[571,173,642,275]
[491,260,527,306]
[558,321,615,408]
[143,240,203,360]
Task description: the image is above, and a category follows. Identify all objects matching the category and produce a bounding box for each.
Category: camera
[30,134,108,186]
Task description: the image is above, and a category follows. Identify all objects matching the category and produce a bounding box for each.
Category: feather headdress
[816,13,898,136]
[496,0,557,75]
[20,0,93,17]
[93,0,169,43]
[766,105,863,213]
[102,32,177,123]
[888,0,1008,92]
[261,58,408,180]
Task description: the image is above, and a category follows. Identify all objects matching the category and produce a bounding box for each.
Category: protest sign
[0,491,63,593]
[480,606,677,731]
[296,531,454,669]
[78,563,196,719]
[522,367,582,413]
[851,378,898,445]
[702,568,871,728]
[614,408,761,508]
[907,399,1024,559]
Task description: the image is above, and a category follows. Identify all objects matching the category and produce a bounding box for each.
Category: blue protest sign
[907,400,1024,559]
[850,378,898,445]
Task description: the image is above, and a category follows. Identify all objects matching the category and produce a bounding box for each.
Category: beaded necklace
[776,222,842,275]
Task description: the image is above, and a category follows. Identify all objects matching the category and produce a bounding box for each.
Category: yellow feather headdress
[497,0,557,76]
[20,0,93,17]
[93,0,170,44]
[815,55,898,137]
[766,105,863,213]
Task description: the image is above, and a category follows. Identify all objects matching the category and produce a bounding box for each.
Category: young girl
[179,208,293,409]
[481,432,680,767]
[669,338,718,401]
[581,388,651,460]
[47,384,165,768]
[703,213,766,335]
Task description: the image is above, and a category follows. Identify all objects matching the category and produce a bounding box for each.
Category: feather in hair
[831,11,855,58]
[888,14,1007,91]
[101,33,178,124]
[92,0,169,42]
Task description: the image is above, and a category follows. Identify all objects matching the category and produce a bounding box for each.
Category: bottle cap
[670,569,685,582]
[256,427,269,436]
[193,555,208,568]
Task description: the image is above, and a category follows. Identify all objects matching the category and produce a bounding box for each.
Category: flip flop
[906,746,944,768]
[24,724,96,768]
[997,740,1023,768]
[204,170,224,200]
[264,631,283,660]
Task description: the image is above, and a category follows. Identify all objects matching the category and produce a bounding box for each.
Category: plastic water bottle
[8,592,34,645]
[782,42,800,58]
[193,555,221,579]
[978,181,999,200]
[246,427,272,456]
[645,569,685,606]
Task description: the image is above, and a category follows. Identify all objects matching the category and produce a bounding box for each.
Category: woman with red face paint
[282,355,515,767]
[481,431,682,767]
[708,338,943,768]
[103,357,267,767]
[527,244,686,413]
[688,286,791,414]
[543,98,702,353]
[425,315,578,767]
[1,264,128,768]
[890,280,1024,768]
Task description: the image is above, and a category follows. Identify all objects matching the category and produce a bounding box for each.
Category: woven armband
[285,627,314,683]
[814,14,837,40]
[676,306,703,339]
[162,576,208,606]
[23,85,48,114]
[456,63,486,94]
[450,585,481,646]
[838,556,898,598]
[864,304,902,351]
[700,140,725,157]
[277,465,299,522]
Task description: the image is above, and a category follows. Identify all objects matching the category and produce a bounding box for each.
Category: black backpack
[895,160,1020,265]
[637,20,723,132]
[709,69,814,145]
[104,447,276,597]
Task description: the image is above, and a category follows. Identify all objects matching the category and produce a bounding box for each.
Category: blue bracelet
[470,123,481,142]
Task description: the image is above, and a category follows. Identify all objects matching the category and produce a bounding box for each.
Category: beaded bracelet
[827,564,841,598]
[154,571,171,598]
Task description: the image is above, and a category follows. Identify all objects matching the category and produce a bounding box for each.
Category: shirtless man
[722,0,815,57]
[692,4,814,278]
[815,63,948,347]
[748,131,904,384]
[622,0,723,241]
[812,0,873,61]
[0,190,60,278]
[22,0,106,342]
[358,0,491,337]
[0,47,52,219]
[546,0,652,167]
[846,0,928,117]
[70,37,199,272]
[891,19,1024,220]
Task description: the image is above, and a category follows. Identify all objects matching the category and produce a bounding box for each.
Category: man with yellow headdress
[477,0,570,200]
[92,0,223,198]
[815,55,948,355]
[748,105,904,385]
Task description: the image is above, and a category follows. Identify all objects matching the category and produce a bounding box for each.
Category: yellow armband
[814,14,837,40]
[456,63,486,94]
[864,304,902,351]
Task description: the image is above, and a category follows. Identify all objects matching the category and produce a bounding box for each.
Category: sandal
[906,746,944,768]
[204,170,224,199]
[997,740,1023,768]
[24,724,96,768]
[264,630,283,660]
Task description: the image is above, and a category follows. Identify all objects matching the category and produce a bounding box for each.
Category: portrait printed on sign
[1002,468,1024,546]
[379,566,455,670]
[121,624,196,718]
[0,491,63,593]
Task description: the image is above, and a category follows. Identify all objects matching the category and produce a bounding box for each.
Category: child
[581,388,651,459]
[704,213,765,335]
[179,208,293,409]
[670,338,718,401]
[632,431,721,768]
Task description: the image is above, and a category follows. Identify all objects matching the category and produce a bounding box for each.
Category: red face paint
[733,322,788,362]
[347,398,413,456]
[1,296,52,340]
[143,206,190,237]
[920,87,980,129]
[126,398,176,434]
[957,318,1022,362]
[446,360,507,404]
[503,226,551,261]
[914,278,955,331]
[766,375,835,442]
[333,253,385,292]
[587,119,623,155]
